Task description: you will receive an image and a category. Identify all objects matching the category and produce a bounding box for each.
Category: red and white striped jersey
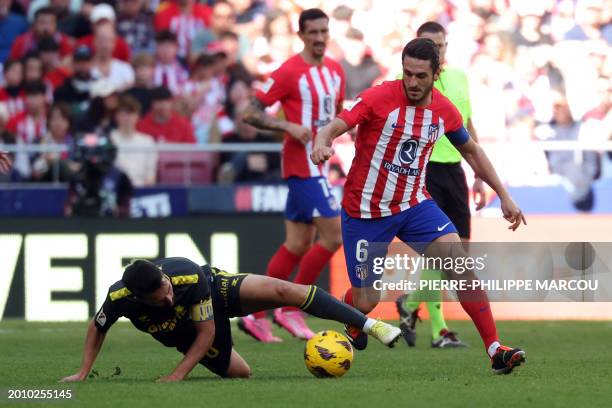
[338,80,463,219]
[6,111,46,144]
[255,54,345,179]
[154,62,189,95]
[0,88,25,118]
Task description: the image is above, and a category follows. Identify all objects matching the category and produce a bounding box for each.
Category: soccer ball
[304,330,353,378]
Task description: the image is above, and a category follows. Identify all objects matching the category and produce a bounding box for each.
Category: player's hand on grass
[156,374,183,383]
[0,151,12,173]
[473,178,486,211]
[59,373,87,382]
[286,123,312,144]
[501,197,526,231]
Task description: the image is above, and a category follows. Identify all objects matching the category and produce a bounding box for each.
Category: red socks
[342,288,353,306]
[294,243,334,285]
[253,245,302,319]
[456,288,499,351]
[283,244,334,312]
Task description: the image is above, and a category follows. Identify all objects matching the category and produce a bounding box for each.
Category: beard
[406,81,434,105]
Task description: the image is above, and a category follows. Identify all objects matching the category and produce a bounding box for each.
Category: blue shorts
[285,176,340,223]
[341,199,458,287]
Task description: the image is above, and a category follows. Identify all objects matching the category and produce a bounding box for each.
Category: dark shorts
[178,267,248,378]
[426,162,471,239]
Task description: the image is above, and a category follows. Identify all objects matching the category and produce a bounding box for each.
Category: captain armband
[191,297,214,322]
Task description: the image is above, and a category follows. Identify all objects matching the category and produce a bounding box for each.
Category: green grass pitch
[1,319,611,408]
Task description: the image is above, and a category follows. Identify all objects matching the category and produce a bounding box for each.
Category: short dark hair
[150,86,173,102]
[401,38,440,74]
[298,8,328,32]
[193,53,216,68]
[34,6,56,21]
[122,260,163,297]
[416,21,446,37]
[3,59,21,73]
[117,94,142,114]
[23,81,47,95]
[48,102,73,128]
[155,30,177,44]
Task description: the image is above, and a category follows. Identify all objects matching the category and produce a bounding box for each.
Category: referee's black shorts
[425,161,471,239]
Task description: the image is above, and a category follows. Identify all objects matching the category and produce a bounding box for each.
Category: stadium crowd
[0,0,610,194]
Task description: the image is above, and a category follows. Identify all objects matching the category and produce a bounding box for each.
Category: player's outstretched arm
[158,320,215,382]
[0,151,12,173]
[456,137,526,231]
[310,118,350,164]
[242,97,312,144]
[59,320,106,382]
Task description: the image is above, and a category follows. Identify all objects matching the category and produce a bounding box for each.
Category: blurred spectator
[191,1,250,62]
[218,30,253,86]
[31,101,74,182]
[54,45,94,119]
[77,78,119,133]
[564,0,611,44]
[56,0,93,38]
[0,59,25,117]
[91,21,134,91]
[110,94,157,187]
[251,8,295,75]
[6,80,47,179]
[217,100,279,183]
[136,86,196,143]
[0,0,28,64]
[116,0,155,55]
[339,28,381,100]
[65,132,133,217]
[6,80,46,144]
[540,91,601,211]
[23,52,44,83]
[126,53,155,114]
[227,0,266,25]
[38,35,71,90]
[10,6,74,60]
[512,11,554,48]
[153,30,188,95]
[77,4,131,62]
[179,53,225,144]
[154,0,212,60]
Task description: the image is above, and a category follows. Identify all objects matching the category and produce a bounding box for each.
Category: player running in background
[395,22,485,349]
[239,8,345,342]
[311,38,527,374]
[59,257,400,382]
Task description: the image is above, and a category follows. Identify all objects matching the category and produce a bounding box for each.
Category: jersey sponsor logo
[345,97,362,112]
[355,264,369,281]
[398,139,419,165]
[96,310,107,326]
[323,94,333,115]
[261,78,274,93]
[382,161,421,176]
[428,124,440,142]
[314,118,331,128]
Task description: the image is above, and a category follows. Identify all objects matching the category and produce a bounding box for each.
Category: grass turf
[1,319,611,408]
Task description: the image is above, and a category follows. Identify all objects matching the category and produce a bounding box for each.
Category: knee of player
[284,240,311,256]
[321,235,342,251]
[226,364,251,379]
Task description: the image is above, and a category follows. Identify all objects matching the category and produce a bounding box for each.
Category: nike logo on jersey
[391,122,403,129]
[437,222,451,231]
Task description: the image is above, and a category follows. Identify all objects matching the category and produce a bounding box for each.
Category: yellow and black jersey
[94,257,215,348]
